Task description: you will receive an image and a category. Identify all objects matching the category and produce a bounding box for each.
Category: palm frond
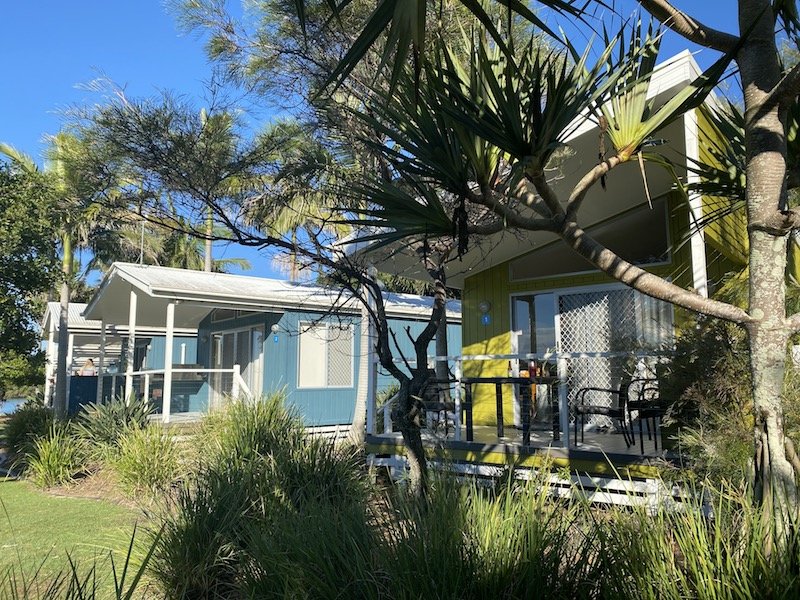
[0,143,39,173]
[321,0,590,90]
[597,19,738,162]
[338,174,453,252]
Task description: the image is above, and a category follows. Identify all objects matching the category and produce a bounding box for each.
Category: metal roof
[42,301,196,336]
[82,263,460,328]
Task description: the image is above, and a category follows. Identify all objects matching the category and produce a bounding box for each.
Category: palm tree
[1,133,118,416]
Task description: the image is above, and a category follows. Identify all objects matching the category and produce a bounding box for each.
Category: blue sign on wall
[481,313,491,326]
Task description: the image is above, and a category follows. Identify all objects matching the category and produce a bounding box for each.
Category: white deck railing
[99,364,251,422]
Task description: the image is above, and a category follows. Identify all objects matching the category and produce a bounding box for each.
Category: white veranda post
[96,319,106,404]
[124,289,138,402]
[685,109,709,298]
[365,291,378,436]
[44,316,56,405]
[66,333,74,410]
[162,301,175,423]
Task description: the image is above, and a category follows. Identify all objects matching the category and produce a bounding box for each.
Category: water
[0,398,25,415]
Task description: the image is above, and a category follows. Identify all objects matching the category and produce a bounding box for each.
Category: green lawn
[0,477,143,595]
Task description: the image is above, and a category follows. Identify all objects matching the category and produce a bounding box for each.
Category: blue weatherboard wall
[264,310,358,426]
[143,336,198,369]
[197,307,462,427]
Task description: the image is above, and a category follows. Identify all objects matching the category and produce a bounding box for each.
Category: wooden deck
[366,424,669,480]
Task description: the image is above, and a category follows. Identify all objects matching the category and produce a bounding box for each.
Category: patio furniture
[627,378,665,454]
[573,381,634,448]
[461,376,560,445]
[419,376,460,436]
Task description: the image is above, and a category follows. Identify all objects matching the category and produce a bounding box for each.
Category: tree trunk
[739,0,799,531]
[204,207,213,272]
[749,325,797,520]
[53,232,73,418]
[393,377,428,497]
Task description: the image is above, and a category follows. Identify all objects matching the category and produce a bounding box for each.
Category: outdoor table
[461,376,560,445]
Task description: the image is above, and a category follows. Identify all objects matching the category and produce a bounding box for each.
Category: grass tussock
[111,425,183,500]
[7,394,800,599]
[23,425,87,488]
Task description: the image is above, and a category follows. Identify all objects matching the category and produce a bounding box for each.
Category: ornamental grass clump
[597,482,800,599]
[240,496,382,599]
[194,392,305,467]
[72,396,153,453]
[112,424,182,500]
[464,476,599,598]
[24,424,87,488]
[150,392,370,598]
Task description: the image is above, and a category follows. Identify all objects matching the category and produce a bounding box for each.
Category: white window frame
[297,321,355,389]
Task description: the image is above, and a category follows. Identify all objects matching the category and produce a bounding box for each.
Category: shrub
[112,425,181,499]
[151,394,370,598]
[25,425,87,488]
[2,399,52,459]
[661,270,800,481]
[72,396,153,449]
[194,392,305,467]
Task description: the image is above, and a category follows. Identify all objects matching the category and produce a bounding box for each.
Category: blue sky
[1,1,740,280]
[0,1,284,279]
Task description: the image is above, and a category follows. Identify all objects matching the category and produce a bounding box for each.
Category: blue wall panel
[143,335,198,369]
[264,311,359,427]
[196,307,461,427]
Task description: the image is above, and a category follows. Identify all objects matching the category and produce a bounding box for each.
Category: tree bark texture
[53,232,73,418]
[739,0,799,524]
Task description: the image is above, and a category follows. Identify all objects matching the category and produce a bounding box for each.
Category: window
[512,293,556,355]
[211,308,237,322]
[298,322,354,388]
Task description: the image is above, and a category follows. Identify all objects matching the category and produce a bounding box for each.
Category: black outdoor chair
[573,381,634,448]
[627,378,665,454]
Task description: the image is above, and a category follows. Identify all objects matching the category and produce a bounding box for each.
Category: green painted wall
[697,108,748,266]
[462,191,707,425]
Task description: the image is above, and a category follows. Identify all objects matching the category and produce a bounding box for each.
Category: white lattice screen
[559,289,638,428]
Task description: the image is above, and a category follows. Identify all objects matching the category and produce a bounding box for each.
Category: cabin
[357,51,746,491]
[73,263,460,428]
[41,302,197,413]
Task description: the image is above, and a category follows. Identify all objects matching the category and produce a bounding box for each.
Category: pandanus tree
[325,1,800,521]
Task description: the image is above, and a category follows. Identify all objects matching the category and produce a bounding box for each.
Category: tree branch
[468,185,560,232]
[748,208,800,236]
[639,0,739,53]
[530,174,564,219]
[785,311,800,333]
[559,220,753,324]
[566,155,624,221]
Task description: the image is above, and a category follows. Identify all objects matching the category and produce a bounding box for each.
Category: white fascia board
[563,50,703,143]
